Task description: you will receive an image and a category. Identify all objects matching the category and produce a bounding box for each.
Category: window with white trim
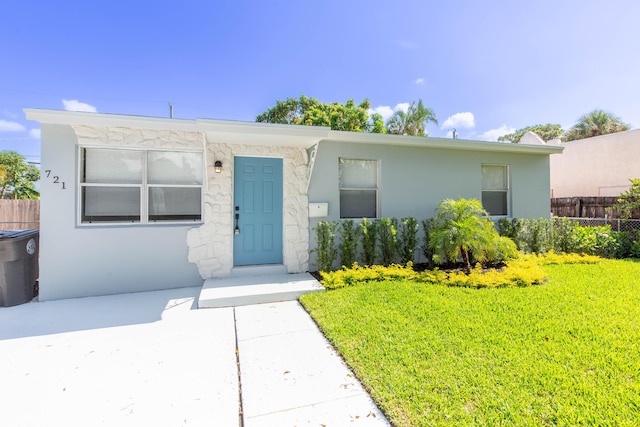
[339,158,378,218]
[481,164,509,216]
[79,147,203,224]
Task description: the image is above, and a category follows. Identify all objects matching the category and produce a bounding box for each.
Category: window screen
[80,148,203,224]
[339,159,378,218]
[482,164,509,216]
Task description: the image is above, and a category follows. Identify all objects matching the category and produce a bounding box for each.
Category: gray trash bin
[0,230,39,307]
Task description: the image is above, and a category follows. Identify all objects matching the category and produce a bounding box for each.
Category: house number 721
[44,170,66,189]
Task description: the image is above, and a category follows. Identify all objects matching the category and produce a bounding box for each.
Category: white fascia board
[23,109,331,149]
[24,108,561,154]
[197,118,330,148]
[324,130,565,155]
[24,108,201,131]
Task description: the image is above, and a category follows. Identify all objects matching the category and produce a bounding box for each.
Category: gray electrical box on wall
[309,203,328,218]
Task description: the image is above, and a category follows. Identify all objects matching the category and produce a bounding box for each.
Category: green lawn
[300,260,640,426]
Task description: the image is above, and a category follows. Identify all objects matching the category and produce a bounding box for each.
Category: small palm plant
[430,198,516,273]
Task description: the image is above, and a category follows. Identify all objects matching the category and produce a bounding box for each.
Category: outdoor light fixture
[214,160,223,173]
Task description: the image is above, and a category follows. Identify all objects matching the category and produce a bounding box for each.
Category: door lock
[234,206,240,235]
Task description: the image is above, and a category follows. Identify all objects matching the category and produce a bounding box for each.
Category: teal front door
[233,157,283,266]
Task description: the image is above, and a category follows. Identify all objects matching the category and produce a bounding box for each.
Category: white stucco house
[546,129,640,197]
[25,109,563,301]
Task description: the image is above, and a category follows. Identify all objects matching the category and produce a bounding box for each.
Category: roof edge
[24,108,201,131]
[24,108,332,138]
[324,130,564,154]
[24,108,563,154]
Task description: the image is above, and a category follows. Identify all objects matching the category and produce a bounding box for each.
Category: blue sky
[2,0,640,164]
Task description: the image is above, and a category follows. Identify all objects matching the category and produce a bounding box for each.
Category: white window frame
[78,146,204,226]
[338,158,379,219]
[481,164,510,217]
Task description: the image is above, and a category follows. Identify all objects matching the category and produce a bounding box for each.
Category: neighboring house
[25,109,563,301]
[545,129,640,198]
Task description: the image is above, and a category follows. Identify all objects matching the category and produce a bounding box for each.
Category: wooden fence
[551,197,640,219]
[0,200,40,230]
[1,197,637,230]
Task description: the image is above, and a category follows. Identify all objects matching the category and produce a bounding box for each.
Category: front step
[198,273,324,309]
[230,264,288,278]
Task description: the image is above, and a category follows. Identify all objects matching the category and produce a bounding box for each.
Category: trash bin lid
[0,230,39,241]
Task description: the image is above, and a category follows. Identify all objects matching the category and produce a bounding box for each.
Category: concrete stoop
[198,265,324,309]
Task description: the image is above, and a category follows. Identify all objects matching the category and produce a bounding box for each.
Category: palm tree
[429,198,516,273]
[564,109,630,141]
[386,99,437,136]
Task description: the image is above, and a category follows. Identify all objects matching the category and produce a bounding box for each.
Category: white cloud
[369,103,412,122]
[415,78,425,85]
[480,124,516,142]
[394,103,410,113]
[442,112,475,129]
[369,106,394,121]
[0,119,26,132]
[29,128,41,139]
[62,99,97,113]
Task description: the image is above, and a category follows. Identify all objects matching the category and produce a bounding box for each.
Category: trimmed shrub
[378,217,398,266]
[421,218,435,267]
[532,250,602,265]
[570,224,616,257]
[359,218,378,266]
[398,217,419,264]
[318,252,603,290]
[612,231,634,258]
[498,218,554,254]
[320,262,419,290]
[314,221,337,272]
[553,217,578,253]
[338,219,360,268]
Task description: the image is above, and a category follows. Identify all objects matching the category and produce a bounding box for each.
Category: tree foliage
[564,109,630,141]
[385,99,437,136]
[255,95,319,125]
[256,95,385,133]
[612,178,640,219]
[0,150,40,199]
[498,123,564,143]
[257,95,438,135]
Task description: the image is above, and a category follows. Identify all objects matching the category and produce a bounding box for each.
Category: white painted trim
[306,143,319,192]
[323,130,564,154]
[25,108,562,154]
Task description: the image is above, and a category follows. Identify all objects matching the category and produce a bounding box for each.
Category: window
[482,164,509,216]
[80,147,203,224]
[339,158,378,218]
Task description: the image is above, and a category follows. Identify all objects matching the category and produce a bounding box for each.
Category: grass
[300,259,640,426]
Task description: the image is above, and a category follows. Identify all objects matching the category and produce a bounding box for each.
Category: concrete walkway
[0,286,389,426]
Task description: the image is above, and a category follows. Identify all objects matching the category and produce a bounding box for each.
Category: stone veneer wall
[188,142,310,279]
[72,125,310,280]
[72,125,205,150]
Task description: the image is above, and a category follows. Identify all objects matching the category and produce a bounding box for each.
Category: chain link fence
[560,217,640,233]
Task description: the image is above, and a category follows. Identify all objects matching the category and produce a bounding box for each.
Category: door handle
[234,206,240,235]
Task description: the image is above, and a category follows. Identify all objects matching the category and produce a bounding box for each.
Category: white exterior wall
[550,129,640,197]
[187,142,310,278]
[33,115,314,300]
[307,140,554,270]
[28,109,561,298]
[37,124,204,301]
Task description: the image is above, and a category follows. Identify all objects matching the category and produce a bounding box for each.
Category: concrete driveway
[0,286,388,426]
